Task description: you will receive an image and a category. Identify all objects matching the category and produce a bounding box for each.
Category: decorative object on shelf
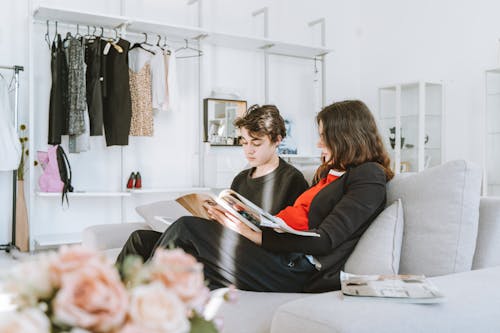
[15,124,29,252]
[126,172,136,189]
[203,98,247,146]
[126,171,143,189]
[278,119,298,155]
[135,172,142,189]
[400,161,411,173]
[3,245,234,332]
[389,126,405,149]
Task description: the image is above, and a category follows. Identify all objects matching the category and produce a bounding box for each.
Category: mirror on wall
[203,98,247,146]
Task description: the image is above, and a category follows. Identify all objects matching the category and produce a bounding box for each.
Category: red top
[276,172,340,231]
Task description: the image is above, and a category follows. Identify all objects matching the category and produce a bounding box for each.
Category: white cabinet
[484,69,500,196]
[378,81,444,174]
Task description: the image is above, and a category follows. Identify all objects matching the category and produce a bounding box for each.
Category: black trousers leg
[116,229,162,264]
[152,216,315,292]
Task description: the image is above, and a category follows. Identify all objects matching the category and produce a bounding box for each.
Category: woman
[117,104,309,263]
[119,100,393,293]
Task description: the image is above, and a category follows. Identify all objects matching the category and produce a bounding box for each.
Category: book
[340,271,445,304]
[175,189,320,237]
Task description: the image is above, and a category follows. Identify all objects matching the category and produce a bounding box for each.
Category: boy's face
[239,128,280,168]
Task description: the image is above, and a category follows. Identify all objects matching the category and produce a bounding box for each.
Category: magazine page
[218,189,320,237]
[340,271,445,304]
[175,193,219,221]
[216,190,262,232]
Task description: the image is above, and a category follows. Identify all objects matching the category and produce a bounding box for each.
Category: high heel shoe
[126,172,136,189]
[134,172,142,189]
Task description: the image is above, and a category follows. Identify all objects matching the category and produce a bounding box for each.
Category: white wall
[360,0,500,167]
[0,0,361,244]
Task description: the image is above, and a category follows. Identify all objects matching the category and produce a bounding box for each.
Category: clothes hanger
[45,20,51,48]
[75,24,83,39]
[175,39,203,58]
[156,34,164,51]
[103,28,123,54]
[130,33,156,55]
[162,36,172,55]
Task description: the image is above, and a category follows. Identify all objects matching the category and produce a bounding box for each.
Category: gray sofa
[83,160,500,332]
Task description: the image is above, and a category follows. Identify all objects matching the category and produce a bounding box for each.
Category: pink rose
[52,260,128,332]
[0,308,50,333]
[49,245,104,287]
[150,248,209,310]
[119,282,190,333]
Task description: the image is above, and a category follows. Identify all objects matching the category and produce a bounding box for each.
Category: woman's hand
[204,204,262,245]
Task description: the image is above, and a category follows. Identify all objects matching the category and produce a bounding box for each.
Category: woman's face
[240,127,279,168]
[317,121,332,163]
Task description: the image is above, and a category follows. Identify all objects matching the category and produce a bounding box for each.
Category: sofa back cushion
[387,160,482,276]
[344,199,404,275]
[472,197,500,269]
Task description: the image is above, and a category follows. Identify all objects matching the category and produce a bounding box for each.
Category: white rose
[123,282,190,333]
[0,308,50,333]
[6,254,55,305]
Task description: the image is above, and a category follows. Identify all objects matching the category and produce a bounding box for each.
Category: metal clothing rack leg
[0,64,24,253]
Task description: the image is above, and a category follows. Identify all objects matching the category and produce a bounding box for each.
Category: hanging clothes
[85,36,104,136]
[128,47,154,136]
[47,34,69,145]
[66,35,89,153]
[149,46,167,112]
[164,49,179,112]
[101,38,132,146]
[0,77,21,171]
[67,35,87,136]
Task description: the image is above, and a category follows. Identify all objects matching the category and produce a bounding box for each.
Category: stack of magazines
[340,271,445,304]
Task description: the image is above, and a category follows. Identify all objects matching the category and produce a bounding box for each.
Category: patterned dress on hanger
[128,48,153,136]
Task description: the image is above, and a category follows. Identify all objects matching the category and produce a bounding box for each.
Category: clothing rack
[0,64,24,253]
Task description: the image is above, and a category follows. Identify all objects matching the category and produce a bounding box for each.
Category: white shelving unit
[28,4,331,249]
[32,6,330,59]
[484,69,500,196]
[378,81,444,174]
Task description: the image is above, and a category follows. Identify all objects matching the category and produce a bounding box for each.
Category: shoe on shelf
[126,172,136,189]
[134,172,142,189]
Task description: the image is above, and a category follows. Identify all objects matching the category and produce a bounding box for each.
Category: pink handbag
[37,145,64,192]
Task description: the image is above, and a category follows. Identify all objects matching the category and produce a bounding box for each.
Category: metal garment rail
[0,64,24,252]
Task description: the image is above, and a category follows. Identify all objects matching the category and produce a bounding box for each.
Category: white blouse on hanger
[164,49,179,112]
[148,46,167,112]
[0,77,21,171]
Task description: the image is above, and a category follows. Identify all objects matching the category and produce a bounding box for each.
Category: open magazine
[340,271,445,304]
[174,189,320,237]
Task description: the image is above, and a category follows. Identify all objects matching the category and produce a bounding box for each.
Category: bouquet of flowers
[1,245,235,333]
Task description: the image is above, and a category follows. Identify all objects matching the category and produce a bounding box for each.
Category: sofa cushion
[472,197,500,269]
[135,200,191,232]
[344,199,404,275]
[387,160,482,276]
[270,266,500,333]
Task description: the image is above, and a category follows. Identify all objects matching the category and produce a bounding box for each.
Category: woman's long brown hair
[313,100,394,184]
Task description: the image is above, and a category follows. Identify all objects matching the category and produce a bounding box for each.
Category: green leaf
[190,315,219,333]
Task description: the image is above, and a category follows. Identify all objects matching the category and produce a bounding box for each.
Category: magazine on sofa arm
[173,189,320,237]
[340,271,445,304]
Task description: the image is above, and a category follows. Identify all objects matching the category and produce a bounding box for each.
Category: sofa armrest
[82,223,151,251]
[472,197,500,269]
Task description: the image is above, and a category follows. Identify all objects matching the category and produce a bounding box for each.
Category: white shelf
[33,5,331,59]
[34,232,82,248]
[37,191,131,197]
[127,187,211,194]
[205,31,330,59]
[33,6,128,29]
[127,20,208,40]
